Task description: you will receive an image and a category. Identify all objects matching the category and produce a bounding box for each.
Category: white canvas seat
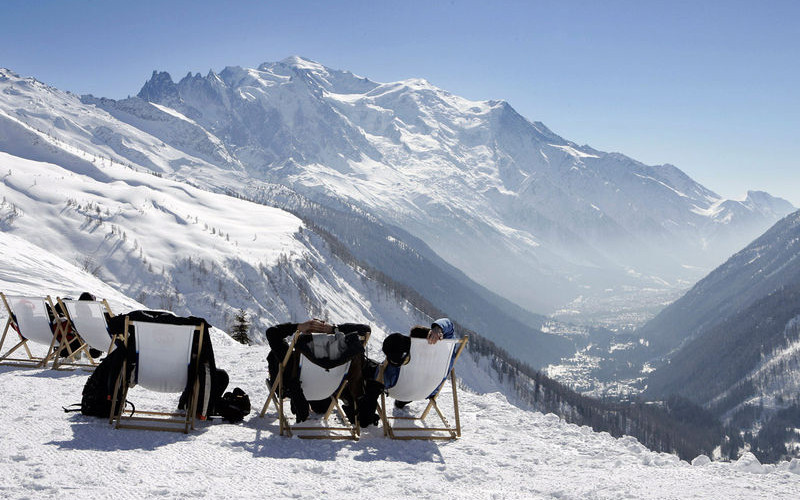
[0,293,63,368]
[260,331,369,440]
[299,353,351,401]
[379,336,468,440]
[109,318,203,433]
[54,298,116,369]
[59,299,114,351]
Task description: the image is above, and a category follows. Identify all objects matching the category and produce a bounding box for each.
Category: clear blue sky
[2,0,798,206]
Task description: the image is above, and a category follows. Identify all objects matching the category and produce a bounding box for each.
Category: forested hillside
[640,210,800,462]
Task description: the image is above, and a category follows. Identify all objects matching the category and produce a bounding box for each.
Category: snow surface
[1,235,800,499]
[3,337,800,499]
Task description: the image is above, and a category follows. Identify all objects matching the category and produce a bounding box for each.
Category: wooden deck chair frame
[0,293,64,368]
[260,330,370,440]
[53,297,116,370]
[109,317,204,434]
[378,336,468,440]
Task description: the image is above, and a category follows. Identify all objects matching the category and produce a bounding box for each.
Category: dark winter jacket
[266,322,371,383]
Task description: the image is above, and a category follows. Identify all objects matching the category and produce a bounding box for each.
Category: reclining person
[357,318,455,426]
[266,319,371,423]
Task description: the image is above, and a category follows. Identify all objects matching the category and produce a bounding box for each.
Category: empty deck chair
[53,298,116,369]
[260,330,369,439]
[379,336,468,440]
[109,317,204,433]
[0,293,64,368]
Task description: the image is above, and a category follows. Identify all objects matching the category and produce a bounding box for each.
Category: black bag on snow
[77,340,132,418]
[215,388,251,423]
[179,365,229,419]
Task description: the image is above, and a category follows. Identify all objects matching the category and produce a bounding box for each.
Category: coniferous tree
[231,308,251,345]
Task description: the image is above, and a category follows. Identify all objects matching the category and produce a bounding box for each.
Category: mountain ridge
[123,57,794,314]
[0,59,794,364]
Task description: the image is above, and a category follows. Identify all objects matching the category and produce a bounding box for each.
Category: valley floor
[1,331,799,499]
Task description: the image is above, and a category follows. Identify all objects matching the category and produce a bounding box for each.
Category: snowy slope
[0,231,142,313]
[1,162,799,500]
[0,274,799,498]
[0,150,433,343]
[3,360,800,500]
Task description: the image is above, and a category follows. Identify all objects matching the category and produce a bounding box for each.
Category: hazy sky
[2,0,798,205]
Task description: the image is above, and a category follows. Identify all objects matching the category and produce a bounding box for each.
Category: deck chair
[378,336,468,440]
[260,330,369,439]
[53,298,116,370]
[109,317,204,433]
[0,293,64,368]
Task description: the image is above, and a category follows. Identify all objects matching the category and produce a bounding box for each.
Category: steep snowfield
[0,231,142,314]
[1,229,800,499]
[0,150,434,342]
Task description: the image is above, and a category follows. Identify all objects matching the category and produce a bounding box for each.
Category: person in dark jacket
[266,319,371,423]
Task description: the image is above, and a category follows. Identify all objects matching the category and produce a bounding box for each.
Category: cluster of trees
[748,404,800,462]
[0,195,21,229]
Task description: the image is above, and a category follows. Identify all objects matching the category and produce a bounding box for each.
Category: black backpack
[215,388,251,423]
[65,340,133,418]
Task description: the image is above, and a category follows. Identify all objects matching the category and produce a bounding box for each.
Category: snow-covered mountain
[0,59,793,365]
[0,150,429,341]
[0,66,574,367]
[125,57,793,313]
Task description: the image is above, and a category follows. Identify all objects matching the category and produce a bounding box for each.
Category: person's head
[78,292,96,301]
[382,333,411,367]
[410,325,430,338]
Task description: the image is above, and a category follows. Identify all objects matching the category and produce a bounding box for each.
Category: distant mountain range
[0,58,794,370]
[123,57,794,313]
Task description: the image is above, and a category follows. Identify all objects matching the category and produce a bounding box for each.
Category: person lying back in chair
[357,318,455,427]
[265,319,370,423]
